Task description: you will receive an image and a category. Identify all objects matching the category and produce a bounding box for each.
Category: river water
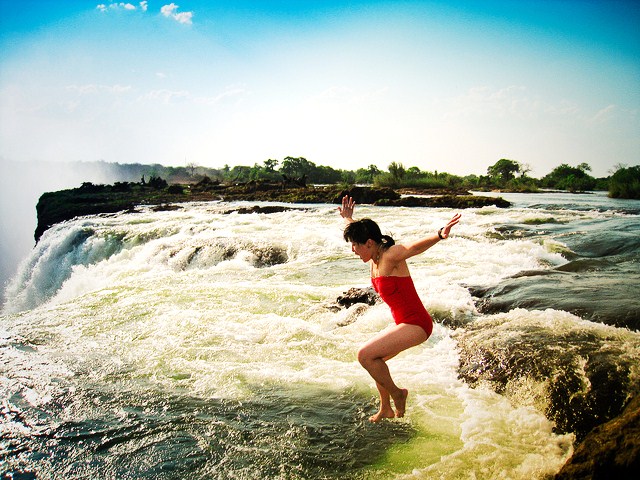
[2,192,639,479]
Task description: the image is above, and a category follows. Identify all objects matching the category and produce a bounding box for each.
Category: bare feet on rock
[369,407,395,423]
[393,388,408,418]
[369,389,409,422]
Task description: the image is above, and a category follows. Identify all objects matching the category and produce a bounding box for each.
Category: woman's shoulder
[383,244,407,260]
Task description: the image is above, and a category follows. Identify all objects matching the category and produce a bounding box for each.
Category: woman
[339,195,461,422]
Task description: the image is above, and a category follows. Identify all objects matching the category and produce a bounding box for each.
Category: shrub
[609,166,640,199]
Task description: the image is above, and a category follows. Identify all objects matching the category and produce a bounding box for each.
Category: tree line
[90,157,639,199]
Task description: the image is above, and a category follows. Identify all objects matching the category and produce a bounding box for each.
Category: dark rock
[334,186,400,205]
[555,394,640,479]
[336,287,381,308]
[195,175,220,188]
[224,206,301,215]
[397,187,471,196]
[167,184,184,194]
[248,243,289,267]
[35,190,136,242]
[151,204,182,212]
[375,194,510,208]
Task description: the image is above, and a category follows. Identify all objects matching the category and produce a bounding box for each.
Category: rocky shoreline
[34,179,510,242]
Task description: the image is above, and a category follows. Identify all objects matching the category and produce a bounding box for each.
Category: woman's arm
[338,195,356,223]
[386,213,461,261]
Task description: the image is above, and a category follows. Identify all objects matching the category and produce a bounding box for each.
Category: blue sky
[0,0,638,177]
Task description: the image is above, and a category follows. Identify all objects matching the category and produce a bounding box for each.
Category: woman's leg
[358,324,428,419]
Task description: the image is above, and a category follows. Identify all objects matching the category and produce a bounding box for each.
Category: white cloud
[173,11,193,25]
[97,2,193,24]
[96,3,138,12]
[160,3,178,17]
[161,3,193,25]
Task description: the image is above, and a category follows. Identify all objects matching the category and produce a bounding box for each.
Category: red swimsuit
[371,275,433,338]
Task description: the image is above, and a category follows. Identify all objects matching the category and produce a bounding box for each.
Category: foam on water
[2,200,638,478]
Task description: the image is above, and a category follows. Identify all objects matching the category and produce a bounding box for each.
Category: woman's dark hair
[343,219,395,248]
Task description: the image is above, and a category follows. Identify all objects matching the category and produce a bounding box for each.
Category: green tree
[388,162,406,182]
[314,165,342,183]
[340,170,356,185]
[577,162,592,173]
[264,159,279,172]
[608,165,640,199]
[228,165,252,182]
[406,166,422,178]
[488,159,521,183]
[280,157,316,178]
[540,163,597,192]
[354,165,381,184]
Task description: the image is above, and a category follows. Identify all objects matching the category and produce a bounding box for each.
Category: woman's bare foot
[369,407,395,423]
[393,388,408,418]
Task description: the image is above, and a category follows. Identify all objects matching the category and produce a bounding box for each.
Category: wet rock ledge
[34,180,509,242]
[332,287,640,478]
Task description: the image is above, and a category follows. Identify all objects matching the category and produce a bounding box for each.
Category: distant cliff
[35,179,510,242]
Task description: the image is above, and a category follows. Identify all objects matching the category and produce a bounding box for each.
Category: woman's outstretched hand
[440,213,462,239]
[339,195,356,222]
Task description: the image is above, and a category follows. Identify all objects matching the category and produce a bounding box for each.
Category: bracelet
[438,228,444,240]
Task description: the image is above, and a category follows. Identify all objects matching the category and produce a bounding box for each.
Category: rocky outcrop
[376,194,511,208]
[555,394,640,479]
[34,181,510,242]
[335,287,381,309]
[455,315,638,442]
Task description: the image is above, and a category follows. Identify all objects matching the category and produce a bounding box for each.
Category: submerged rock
[469,269,640,331]
[471,216,640,331]
[329,287,381,326]
[167,239,289,270]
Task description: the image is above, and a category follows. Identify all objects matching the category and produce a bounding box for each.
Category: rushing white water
[2,196,639,479]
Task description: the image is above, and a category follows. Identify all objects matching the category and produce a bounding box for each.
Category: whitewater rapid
[2,195,639,479]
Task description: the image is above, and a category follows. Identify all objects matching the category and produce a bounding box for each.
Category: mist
[0,159,121,306]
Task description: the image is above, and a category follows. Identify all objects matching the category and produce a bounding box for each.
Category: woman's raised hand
[440,213,462,239]
[338,195,356,222]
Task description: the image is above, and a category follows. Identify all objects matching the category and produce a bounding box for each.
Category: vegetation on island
[33,157,639,241]
[85,157,636,198]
